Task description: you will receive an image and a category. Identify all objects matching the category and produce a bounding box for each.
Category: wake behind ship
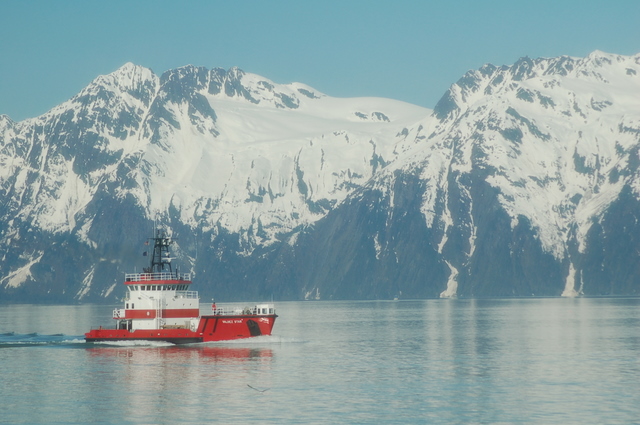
[85,230,277,344]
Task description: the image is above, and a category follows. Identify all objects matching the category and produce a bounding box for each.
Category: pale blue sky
[1,0,639,121]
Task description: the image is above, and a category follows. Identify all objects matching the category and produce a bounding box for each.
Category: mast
[144,230,175,274]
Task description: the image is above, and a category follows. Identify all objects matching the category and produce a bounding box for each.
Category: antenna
[149,229,174,274]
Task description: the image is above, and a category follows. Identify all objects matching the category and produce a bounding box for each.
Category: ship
[85,230,277,344]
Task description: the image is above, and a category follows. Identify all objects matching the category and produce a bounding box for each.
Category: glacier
[293,51,640,299]
[1,50,639,303]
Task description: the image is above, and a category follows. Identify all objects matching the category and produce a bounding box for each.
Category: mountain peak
[587,49,614,59]
[1,52,639,303]
[103,63,157,87]
[0,114,14,127]
[115,61,147,73]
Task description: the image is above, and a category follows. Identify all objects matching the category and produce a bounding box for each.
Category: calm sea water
[1,298,639,424]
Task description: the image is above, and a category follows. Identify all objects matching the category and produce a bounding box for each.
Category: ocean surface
[1,298,639,424]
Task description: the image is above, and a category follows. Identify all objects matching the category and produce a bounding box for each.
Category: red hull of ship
[85,314,277,344]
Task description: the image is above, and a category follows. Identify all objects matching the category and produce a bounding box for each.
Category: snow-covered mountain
[1,50,639,303]
[292,50,640,300]
[0,63,428,302]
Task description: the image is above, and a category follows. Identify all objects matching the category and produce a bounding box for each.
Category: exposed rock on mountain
[1,51,639,303]
[0,63,427,302]
[298,51,640,299]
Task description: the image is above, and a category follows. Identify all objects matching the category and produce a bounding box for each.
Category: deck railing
[176,291,198,299]
[125,272,191,282]
[207,304,276,316]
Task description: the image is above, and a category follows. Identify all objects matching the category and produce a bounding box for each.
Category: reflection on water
[1,299,639,424]
[87,345,273,362]
[83,345,275,424]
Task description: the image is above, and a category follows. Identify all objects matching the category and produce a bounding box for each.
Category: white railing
[213,306,246,316]
[125,272,191,282]
[175,291,198,299]
[208,304,276,316]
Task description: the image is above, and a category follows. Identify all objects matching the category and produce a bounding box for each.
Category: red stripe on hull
[85,315,277,344]
[198,315,277,340]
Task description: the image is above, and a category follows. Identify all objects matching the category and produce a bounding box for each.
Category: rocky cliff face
[295,51,640,299]
[1,51,639,303]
